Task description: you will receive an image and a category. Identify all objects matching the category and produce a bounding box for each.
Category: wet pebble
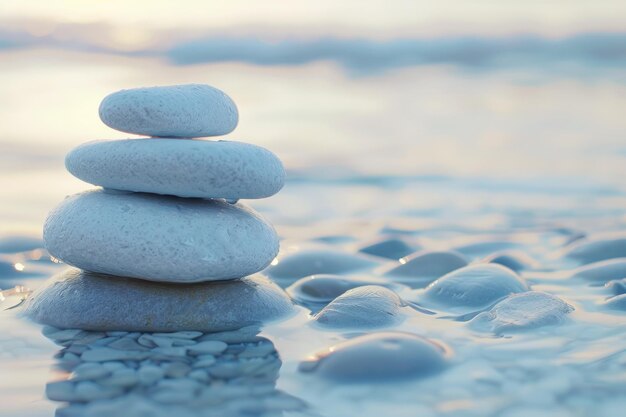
[266,249,378,285]
[563,236,626,264]
[23,269,295,332]
[300,332,449,382]
[571,258,626,284]
[314,285,404,329]
[137,364,164,385]
[453,240,521,258]
[419,264,529,314]
[470,291,574,334]
[605,294,626,311]
[358,237,417,259]
[383,250,469,288]
[606,279,626,296]
[101,368,139,388]
[286,274,394,309]
[188,340,228,355]
[81,347,148,362]
[483,250,537,272]
[71,363,110,381]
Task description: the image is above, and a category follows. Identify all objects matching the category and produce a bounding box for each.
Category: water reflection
[43,325,306,417]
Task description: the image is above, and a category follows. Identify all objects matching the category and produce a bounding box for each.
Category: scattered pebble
[383,250,469,288]
[314,285,404,329]
[300,332,450,382]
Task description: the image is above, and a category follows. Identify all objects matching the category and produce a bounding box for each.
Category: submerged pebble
[286,274,394,309]
[470,291,574,334]
[604,294,626,311]
[571,258,626,284]
[314,285,404,329]
[419,264,529,314]
[266,250,378,285]
[483,250,537,272]
[358,237,417,259]
[563,236,626,265]
[22,268,295,332]
[299,332,449,382]
[606,279,626,296]
[383,250,469,288]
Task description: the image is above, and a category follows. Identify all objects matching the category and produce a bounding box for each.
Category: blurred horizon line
[1,24,624,76]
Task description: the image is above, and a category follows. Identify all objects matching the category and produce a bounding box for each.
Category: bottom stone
[22,268,295,332]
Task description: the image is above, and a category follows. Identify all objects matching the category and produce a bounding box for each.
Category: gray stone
[43,189,279,282]
[22,269,295,332]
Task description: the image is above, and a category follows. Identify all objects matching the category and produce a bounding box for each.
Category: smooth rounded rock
[299,332,449,382]
[358,237,417,260]
[563,237,626,265]
[286,274,396,308]
[483,250,537,272]
[44,189,278,282]
[571,258,626,284]
[470,291,574,334]
[22,269,295,332]
[606,279,626,296]
[99,84,238,137]
[266,250,379,286]
[383,250,469,288]
[314,285,404,329]
[420,264,528,314]
[66,139,285,200]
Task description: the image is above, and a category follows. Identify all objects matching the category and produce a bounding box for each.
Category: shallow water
[2,173,626,417]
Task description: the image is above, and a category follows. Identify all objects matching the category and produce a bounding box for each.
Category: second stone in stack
[24,84,295,332]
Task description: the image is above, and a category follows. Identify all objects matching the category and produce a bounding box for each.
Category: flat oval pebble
[571,258,626,284]
[563,236,626,265]
[286,274,395,308]
[299,332,449,382]
[66,139,285,199]
[470,291,574,334]
[358,237,417,259]
[266,250,379,286]
[606,279,626,296]
[483,250,537,272]
[383,250,469,288]
[420,264,529,314]
[22,268,294,332]
[99,84,238,137]
[43,189,278,282]
[314,285,404,329]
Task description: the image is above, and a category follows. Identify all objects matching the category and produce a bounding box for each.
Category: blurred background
[1,1,625,236]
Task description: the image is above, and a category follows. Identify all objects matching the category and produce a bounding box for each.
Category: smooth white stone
[383,250,469,288]
[300,332,450,382]
[470,291,574,334]
[420,264,529,314]
[99,84,238,137]
[314,285,404,329]
[43,189,279,282]
[66,139,285,199]
[22,269,295,332]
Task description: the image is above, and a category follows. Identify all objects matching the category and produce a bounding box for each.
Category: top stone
[99,84,238,138]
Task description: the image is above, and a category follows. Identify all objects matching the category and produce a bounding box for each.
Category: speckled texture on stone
[43,189,279,282]
[22,269,295,332]
[470,291,574,333]
[66,139,285,199]
[99,84,238,138]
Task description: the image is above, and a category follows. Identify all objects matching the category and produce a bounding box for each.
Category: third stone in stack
[23,84,295,332]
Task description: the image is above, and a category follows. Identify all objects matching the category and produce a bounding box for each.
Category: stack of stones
[23,84,294,332]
